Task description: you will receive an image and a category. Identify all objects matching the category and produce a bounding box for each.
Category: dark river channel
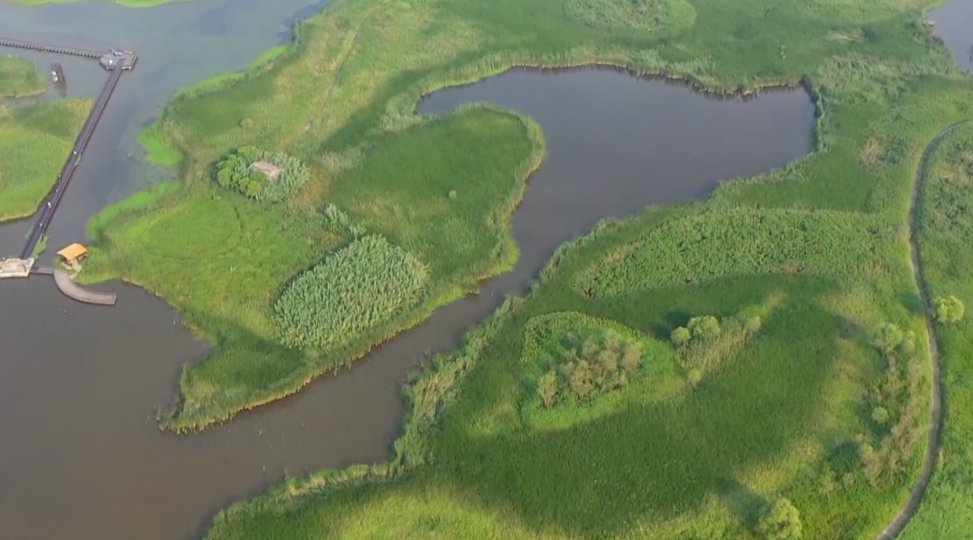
[25,0,967,537]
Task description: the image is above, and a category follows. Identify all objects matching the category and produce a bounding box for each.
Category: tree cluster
[860,322,922,485]
[536,332,643,408]
[213,145,310,203]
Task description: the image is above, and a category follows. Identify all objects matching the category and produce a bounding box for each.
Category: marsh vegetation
[73,0,973,537]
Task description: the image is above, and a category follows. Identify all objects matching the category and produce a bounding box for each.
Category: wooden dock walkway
[51,268,117,306]
[0,37,102,59]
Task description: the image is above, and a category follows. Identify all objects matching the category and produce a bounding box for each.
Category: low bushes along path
[876,120,969,540]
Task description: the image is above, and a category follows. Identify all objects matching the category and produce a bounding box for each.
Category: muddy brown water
[0,3,824,539]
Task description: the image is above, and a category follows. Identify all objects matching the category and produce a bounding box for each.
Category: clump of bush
[213,145,309,203]
[756,498,802,540]
[273,235,429,349]
[565,0,696,35]
[858,322,923,485]
[670,313,762,373]
[933,295,965,324]
[535,330,643,408]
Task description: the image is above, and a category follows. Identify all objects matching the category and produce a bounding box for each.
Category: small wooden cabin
[57,243,88,268]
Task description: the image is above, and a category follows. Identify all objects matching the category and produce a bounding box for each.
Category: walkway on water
[0,37,102,59]
[29,266,117,305]
[0,36,137,260]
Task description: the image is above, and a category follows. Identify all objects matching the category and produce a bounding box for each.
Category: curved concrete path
[51,268,117,306]
[876,121,968,539]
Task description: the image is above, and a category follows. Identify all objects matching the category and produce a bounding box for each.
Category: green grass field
[0,99,91,222]
[900,123,973,539]
[75,0,973,536]
[0,56,44,98]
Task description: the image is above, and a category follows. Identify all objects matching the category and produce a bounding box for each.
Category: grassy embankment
[0,56,44,98]
[84,0,973,536]
[901,123,973,539]
[0,99,90,222]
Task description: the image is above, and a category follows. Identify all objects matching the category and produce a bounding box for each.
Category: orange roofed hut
[57,243,88,268]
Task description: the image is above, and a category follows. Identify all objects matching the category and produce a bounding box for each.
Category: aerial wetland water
[22,0,973,538]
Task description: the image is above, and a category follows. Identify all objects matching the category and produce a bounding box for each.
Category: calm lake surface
[930,0,973,72]
[0,1,831,538]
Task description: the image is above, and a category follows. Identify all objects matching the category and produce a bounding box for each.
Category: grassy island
[0,56,44,98]
[0,99,91,222]
[79,0,973,536]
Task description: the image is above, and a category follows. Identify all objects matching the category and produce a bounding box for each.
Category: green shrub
[273,235,429,349]
[213,146,309,203]
[756,498,802,540]
[933,295,965,324]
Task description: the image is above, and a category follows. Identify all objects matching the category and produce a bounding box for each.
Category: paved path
[876,120,969,539]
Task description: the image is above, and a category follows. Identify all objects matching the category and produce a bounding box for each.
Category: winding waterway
[0,1,841,539]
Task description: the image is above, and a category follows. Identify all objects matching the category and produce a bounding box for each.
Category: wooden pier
[0,37,102,59]
[0,37,136,308]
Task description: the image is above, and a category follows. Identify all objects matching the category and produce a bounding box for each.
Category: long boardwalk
[0,37,102,59]
[0,37,137,260]
[19,66,124,258]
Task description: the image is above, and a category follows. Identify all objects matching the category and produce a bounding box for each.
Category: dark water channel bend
[0,3,822,539]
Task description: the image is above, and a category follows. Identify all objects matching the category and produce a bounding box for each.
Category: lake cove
[0,22,813,540]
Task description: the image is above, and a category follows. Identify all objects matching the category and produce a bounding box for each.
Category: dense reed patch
[273,235,429,349]
[0,55,43,98]
[565,0,696,34]
[574,208,901,296]
[0,99,90,222]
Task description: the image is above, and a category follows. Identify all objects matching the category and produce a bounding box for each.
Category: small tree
[621,343,642,373]
[756,498,802,540]
[933,295,965,324]
[563,361,594,401]
[688,316,721,340]
[745,316,762,333]
[537,371,558,408]
[873,323,903,356]
[671,326,691,347]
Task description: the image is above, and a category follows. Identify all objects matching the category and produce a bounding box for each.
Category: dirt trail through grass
[877,120,969,540]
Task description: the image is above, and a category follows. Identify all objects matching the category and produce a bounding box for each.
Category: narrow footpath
[876,120,969,539]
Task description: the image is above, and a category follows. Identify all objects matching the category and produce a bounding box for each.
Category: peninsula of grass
[0,99,91,222]
[0,56,44,98]
[82,0,973,536]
